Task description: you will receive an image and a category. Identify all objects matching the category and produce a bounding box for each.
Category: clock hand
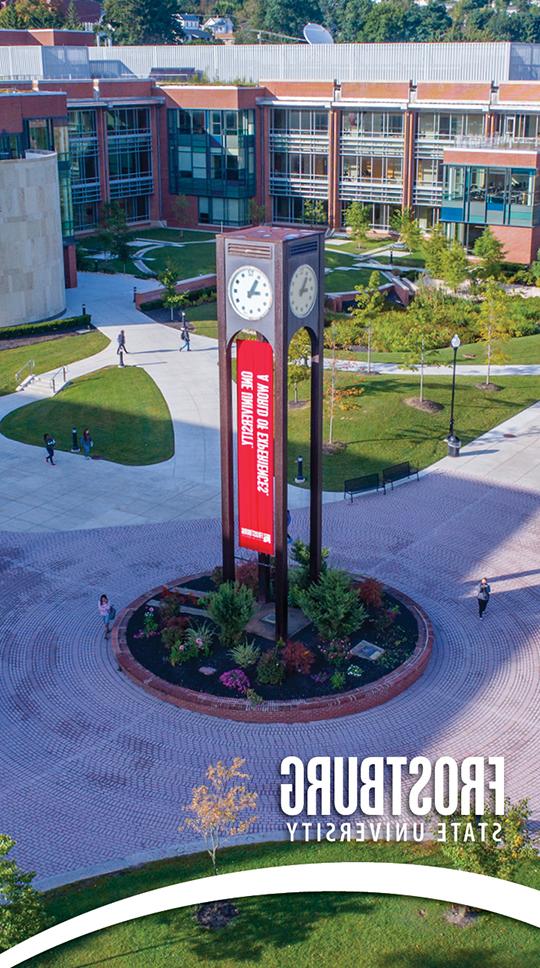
[247,280,260,298]
[299,277,308,296]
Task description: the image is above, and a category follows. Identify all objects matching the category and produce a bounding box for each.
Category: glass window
[388,114,403,134]
[314,112,328,132]
[418,113,435,136]
[272,109,287,130]
[466,114,484,136]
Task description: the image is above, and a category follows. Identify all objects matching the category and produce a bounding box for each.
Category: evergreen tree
[64,0,83,29]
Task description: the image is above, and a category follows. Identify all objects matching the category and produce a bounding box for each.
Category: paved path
[1,271,539,532]
[327,358,540,377]
[0,273,321,532]
[0,406,539,887]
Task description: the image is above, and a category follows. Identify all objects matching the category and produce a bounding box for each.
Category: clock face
[289,264,318,319]
[228,265,273,322]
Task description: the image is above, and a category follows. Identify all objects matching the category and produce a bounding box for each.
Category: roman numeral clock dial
[228,265,273,321]
[289,264,318,319]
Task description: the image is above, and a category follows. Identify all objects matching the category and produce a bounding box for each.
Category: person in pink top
[98,594,115,639]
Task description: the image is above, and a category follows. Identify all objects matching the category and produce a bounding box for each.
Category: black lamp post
[447,333,461,457]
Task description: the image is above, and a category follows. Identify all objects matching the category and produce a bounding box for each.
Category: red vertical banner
[237,339,274,554]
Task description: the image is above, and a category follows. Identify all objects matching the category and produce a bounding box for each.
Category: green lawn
[288,373,540,490]
[186,301,218,339]
[372,252,426,268]
[134,227,216,243]
[325,267,380,292]
[27,840,540,967]
[324,250,360,270]
[326,238,392,255]
[337,332,540,366]
[0,366,174,465]
[0,331,109,397]
[141,241,216,280]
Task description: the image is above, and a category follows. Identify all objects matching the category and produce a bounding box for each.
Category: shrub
[319,637,353,669]
[330,670,346,691]
[205,582,255,648]
[143,607,159,636]
[0,314,92,342]
[288,539,329,607]
[236,560,259,594]
[159,589,183,622]
[219,669,250,695]
[184,621,214,657]
[162,616,188,651]
[229,639,261,668]
[357,577,384,610]
[297,569,367,643]
[282,640,315,675]
[256,648,285,686]
[246,688,264,707]
[347,664,364,680]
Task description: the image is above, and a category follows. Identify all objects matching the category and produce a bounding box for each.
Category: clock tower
[216,225,325,641]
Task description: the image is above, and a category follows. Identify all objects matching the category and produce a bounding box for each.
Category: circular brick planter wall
[112,576,433,723]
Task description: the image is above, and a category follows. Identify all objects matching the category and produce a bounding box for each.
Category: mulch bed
[404,397,444,413]
[127,576,418,703]
[475,382,502,392]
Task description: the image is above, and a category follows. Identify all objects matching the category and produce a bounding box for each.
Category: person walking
[179,323,191,352]
[43,433,56,465]
[477,577,491,618]
[117,329,128,355]
[80,428,93,460]
[98,594,116,639]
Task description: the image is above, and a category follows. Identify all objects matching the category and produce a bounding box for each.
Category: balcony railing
[451,134,540,151]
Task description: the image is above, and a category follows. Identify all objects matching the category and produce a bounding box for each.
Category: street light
[447,333,461,457]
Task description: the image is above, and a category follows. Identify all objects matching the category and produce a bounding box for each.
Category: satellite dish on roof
[303,23,334,45]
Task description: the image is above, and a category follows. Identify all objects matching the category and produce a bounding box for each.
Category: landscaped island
[114,544,432,722]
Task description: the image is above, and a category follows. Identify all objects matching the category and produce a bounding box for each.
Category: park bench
[382,461,420,490]
[344,473,385,502]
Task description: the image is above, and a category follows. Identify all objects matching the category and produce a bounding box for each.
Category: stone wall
[0,151,65,327]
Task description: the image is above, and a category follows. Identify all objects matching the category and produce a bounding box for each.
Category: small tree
[477,280,512,386]
[436,797,537,922]
[390,207,422,253]
[183,758,257,875]
[99,202,131,266]
[323,318,355,445]
[171,195,188,239]
[158,266,179,321]
[289,328,312,368]
[349,270,384,372]
[249,198,266,226]
[398,288,450,402]
[303,199,327,226]
[288,363,307,404]
[440,239,469,293]
[474,227,505,279]
[344,201,371,248]
[0,835,48,952]
[423,222,449,278]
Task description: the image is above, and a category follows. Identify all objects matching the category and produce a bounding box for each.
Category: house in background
[203,16,235,40]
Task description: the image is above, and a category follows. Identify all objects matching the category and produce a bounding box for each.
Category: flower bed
[112,568,433,723]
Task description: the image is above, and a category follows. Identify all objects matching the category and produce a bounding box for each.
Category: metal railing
[453,134,540,150]
[33,366,68,395]
[15,359,35,386]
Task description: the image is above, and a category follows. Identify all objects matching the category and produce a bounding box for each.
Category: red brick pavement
[0,469,538,883]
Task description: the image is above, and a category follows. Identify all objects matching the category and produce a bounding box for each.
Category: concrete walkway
[0,270,538,532]
[0,273,323,532]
